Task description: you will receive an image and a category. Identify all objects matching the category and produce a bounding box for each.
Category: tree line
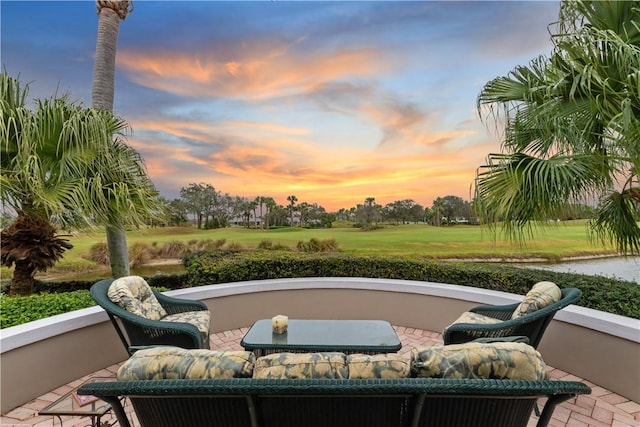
[153,183,600,231]
[156,183,483,229]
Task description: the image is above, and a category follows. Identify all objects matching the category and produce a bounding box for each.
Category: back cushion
[347,354,409,379]
[512,281,562,319]
[410,342,547,380]
[253,352,348,379]
[117,346,255,380]
[107,276,167,320]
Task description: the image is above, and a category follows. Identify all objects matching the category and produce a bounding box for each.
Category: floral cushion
[410,342,547,380]
[107,276,167,320]
[346,354,409,379]
[512,281,561,319]
[117,346,255,380]
[161,310,211,343]
[253,352,348,379]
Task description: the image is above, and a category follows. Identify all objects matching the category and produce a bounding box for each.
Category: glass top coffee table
[241,319,402,356]
[39,377,116,426]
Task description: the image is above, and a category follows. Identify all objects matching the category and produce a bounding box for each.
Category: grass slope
[0,220,618,281]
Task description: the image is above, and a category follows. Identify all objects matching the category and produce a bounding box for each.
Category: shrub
[185,251,639,319]
[0,284,171,328]
[0,290,96,328]
[160,240,188,258]
[272,242,291,251]
[3,252,638,328]
[129,242,151,267]
[257,240,273,249]
[319,238,339,252]
[225,241,243,250]
[145,241,161,258]
[296,238,339,252]
[87,242,109,265]
[191,239,225,252]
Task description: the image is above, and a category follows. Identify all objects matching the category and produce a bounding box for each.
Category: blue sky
[2,1,560,211]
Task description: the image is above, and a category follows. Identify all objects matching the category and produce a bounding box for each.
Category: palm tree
[255,196,266,228]
[363,197,376,227]
[248,200,259,228]
[91,0,134,278]
[474,0,640,254]
[432,198,444,227]
[92,0,132,110]
[263,196,276,229]
[0,74,160,295]
[287,195,298,227]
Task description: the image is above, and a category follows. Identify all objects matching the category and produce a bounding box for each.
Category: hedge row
[186,251,639,318]
[0,290,96,329]
[0,285,169,329]
[1,251,638,328]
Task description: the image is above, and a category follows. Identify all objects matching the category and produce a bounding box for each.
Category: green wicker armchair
[78,377,591,427]
[90,278,211,355]
[443,287,582,348]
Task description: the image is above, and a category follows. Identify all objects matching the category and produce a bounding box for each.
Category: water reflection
[513,256,640,284]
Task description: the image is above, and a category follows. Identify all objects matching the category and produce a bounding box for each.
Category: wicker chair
[443,287,582,348]
[90,278,211,355]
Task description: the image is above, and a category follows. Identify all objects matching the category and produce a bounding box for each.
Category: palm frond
[475,152,609,241]
[591,189,640,254]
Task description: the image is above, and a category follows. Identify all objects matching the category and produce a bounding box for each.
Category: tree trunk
[92,2,131,278]
[9,260,37,296]
[92,6,121,109]
[106,224,129,278]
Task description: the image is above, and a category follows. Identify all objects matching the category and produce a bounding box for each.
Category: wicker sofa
[79,377,590,427]
[79,344,590,427]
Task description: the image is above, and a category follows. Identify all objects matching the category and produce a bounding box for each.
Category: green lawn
[59,220,614,264]
[0,220,619,281]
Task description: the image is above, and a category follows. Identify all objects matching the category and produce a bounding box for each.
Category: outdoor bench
[79,377,590,427]
[78,323,590,427]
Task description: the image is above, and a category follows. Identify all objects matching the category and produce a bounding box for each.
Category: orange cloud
[134,126,496,210]
[117,43,387,100]
[221,120,310,136]
[123,95,499,211]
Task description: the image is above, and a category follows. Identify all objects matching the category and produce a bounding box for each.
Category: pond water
[511,256,640,284]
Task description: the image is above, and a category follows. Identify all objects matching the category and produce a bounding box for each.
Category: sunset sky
[2,1,560,211]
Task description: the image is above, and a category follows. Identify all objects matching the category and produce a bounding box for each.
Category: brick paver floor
[2,326,639,426]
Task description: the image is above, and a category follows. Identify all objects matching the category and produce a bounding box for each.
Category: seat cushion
[512,281,562,319]
[117,346,255,380]
[346,353,409,379]
[410,342,547,380]
[253,352,348,379]
[161,310,211,344]
[107,276,167,320]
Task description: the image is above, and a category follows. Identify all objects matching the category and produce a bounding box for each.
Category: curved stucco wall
[1,278,638,413]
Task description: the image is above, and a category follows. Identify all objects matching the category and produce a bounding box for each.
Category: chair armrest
[105,303,205,349]
[123,310,203,337]
[469,303,520,320]
[154,291,208,315]
[443,314,538,345]
[471,336,530,344]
